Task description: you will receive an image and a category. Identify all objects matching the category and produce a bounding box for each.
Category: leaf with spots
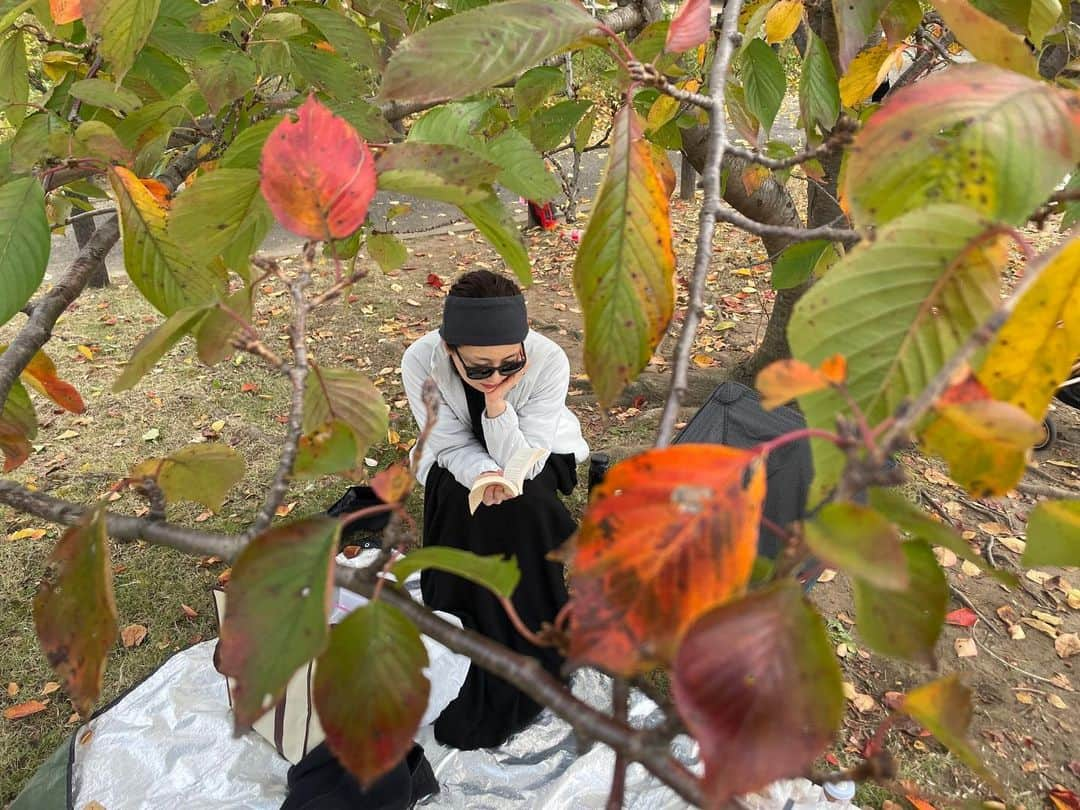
[854,540,947,665]
[129,443,245,512]
[930,0,1039,78]
[304,365,389,466]
[672,581,844,805]
[977,238,1080,421]
[313,601,429,786]
[0,379,35,472]
[293,420,359,479]
[169,168,272,269]
[371,463,414,504]
[843,64,1080,228]
[18,349,85,413]
[217,517,339,727]
[380,0,598,104]
[82,0,161,80]
[567,444,764,675]
[900,675,1003,792]
[260,95,376,241]
[110,167,225,317]
[788,204,1008,505]
[572,105,675,408]
[32,506,117,715]
[375,142,501,206]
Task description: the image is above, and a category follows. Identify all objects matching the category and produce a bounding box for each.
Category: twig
[607,679,630,810]
[1016,480,1077,501]
[67,52,103,123]
[51,207,117,230]
[725,119,857,170]
[631,61,714,109]
[656,0,745,447]
[970,622,1065,688]
[247,274,312,537]
[1031,186,1080,229]
[498,596,550,647]
[712,207,859,246]
[409,379,440,479]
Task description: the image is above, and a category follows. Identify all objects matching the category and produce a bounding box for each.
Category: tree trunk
[72,203,110,289]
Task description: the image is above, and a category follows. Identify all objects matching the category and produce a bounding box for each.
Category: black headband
[439,294,528,346]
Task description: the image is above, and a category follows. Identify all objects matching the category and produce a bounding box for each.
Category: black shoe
[325,486,390,549]
[587,453,611,494]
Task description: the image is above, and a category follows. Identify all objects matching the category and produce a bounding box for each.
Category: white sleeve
[481,350,570,478]
[402,344,499,489]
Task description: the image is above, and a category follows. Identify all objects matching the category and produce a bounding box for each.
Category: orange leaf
[120,623,148,648]
[0,421,31,473]
[756,358,832,410]
[371,464,414,504]
[140,179,171,207]
[567,445,764,675]
[666,0,710,53]
[3,700,48,720]
[181,604,198,619]
[819,354,846,384]
[939,370,991,405]
[49,0,81,24]
[1050,788,1080,810]
[260,95,376,241]
[21,350,86,413]
[905,797,939,810]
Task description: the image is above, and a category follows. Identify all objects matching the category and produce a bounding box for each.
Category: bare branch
[656,0,745,447]
[713,206,860,246]
[606,679,630,810]
[51,206,116,231]
[725,118,857,170]
[632,61,715,109]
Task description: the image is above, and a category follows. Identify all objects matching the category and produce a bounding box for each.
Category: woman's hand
[476,470,515,507]
[484,362,528,418]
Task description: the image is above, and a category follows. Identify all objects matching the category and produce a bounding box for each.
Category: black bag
[281,742,438,810]
[674,381,813,560]
[325,485,391,549]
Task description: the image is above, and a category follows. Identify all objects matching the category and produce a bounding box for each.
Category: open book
[468,446,548,515]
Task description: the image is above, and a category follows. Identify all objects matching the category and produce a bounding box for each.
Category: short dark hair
[447,269,520,299]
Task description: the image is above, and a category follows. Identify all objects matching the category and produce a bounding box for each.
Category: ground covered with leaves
[1,195,1078,807]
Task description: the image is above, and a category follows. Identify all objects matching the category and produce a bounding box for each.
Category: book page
[468,473,514,515]
[502,446,548,489]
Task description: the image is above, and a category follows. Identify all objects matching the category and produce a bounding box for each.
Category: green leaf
[68,78,143,114]
[804,502,908,590]
[868,488,1016,585]
[290,2,378,68]
[575,107,596,152]
[741,38,786,135]
[882,0,923,44]
[83,0,162,80]
[524,99,593,152]
[0,177,50,328]
[0,31,28,127]
[789,205,1007,504]
[514,65,564,117]
[11,112,65,173]
[1059,172,1080,231]
[192,45,258,113]
[375,142,501,205]
[484,127,560,201]
[770,239,830,290]
[196,287,251,366]
[798,31,839,135]
[324,98,398,142]
[846,64,1080,228]
[1029,0,1063,47]
[901,675,1004,792]
[169,169,272,266]
[258,10,305,39]
[854,540,947,665]
[0,378,36,471]
[0,0,35,32]
[392,547,521,598]
[460,190,532,285]
[114,305,208,392]
[290,40,367,100]
[130,443,245,511]
[313,601,429,786]
[218,518,339,727]
[366,232,409,273]
[109,166,225,316]
[294,420,360,479]
[304,366,388,465]
[573,106,675,408]
[351,0,409,33]
[380,0,597,104]
[220,119,281,171]
[931,0,1038,77]
[672,582,844,805]
[33,506,118,715]
[1023,499,1080,568]
[831,0,890,70]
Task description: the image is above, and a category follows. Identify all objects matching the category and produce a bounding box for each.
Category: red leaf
[21,350,86,413]
[567,445,764,675]
[0,420,31,473]
[49,0,81,24]
[944,607,978,628]
[1050,788,1080,810]
[240,382,258,393]
[425,273,444,289]
[3,699,49,720]
[666,0,711,53]
[260,96,376,241]
[939,370,991,406]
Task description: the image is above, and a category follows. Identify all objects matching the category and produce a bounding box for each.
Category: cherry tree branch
[725,118,857,170]
[656,0,745,447]
[713,207,859,246]
[607,679,630,810]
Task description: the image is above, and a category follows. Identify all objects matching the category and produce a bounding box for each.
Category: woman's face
[447,342,525,395]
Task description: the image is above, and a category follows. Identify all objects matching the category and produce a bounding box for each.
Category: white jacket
[402,329,590,488]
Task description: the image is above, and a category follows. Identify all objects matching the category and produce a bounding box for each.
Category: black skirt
[420,455,576,750]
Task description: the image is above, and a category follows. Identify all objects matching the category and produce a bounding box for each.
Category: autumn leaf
[371,463,414,503]
[121,623,148,648]
[3,700,48,720]
[567,444,764,675]
[672,582,844,805]
[930,0,1039,78]
[666,0,710,53]
[1050,787,1080,810]
[944,608,978,628]
[839,41,900,107]
[32,506,118,715]
[764,0,803,44]
[260,95,376,241]
[756,355,844,410]
[50,0,82,24]
[18,349,85,413]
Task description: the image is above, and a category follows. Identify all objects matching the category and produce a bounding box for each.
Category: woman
[402,270,589,750]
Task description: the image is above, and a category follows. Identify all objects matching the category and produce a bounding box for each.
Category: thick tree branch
[607,679,630,810]
[656,0,745,447]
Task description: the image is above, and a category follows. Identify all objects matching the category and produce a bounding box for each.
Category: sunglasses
[454,345,527,380]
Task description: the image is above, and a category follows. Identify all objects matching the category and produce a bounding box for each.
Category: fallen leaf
[934,547,958,568]
[1050,673,1074,691]
[905,797,938,810]
[1027,569,1053,585]
[120,623,148,648]
[852,692,877,713]
[1050,787,1080,810]
[954,637,977,657]
[1070,590,1080,610]
[1055,633,1080,659]
[1048,693,1067,709]
[240,382,259,393]
[1032,609,1063,626]
[425,273,444,289]
[180,604,198,619]
[76,345,94,360]
[141,428,160,442]
[945,608,978,628]
[5,682,17,696]
[817,568,837,583]
[79,728,94,745]
[1015,690,1035,704]
[998,536,1026,554]
[1021,617,1060,638]
[3,700,48,720]
[960,560,982,577]
[55,429,79,440]
[217,568,231,586]
[40,682,60,695]
[977,521,1008,536]
[8,527,47,541]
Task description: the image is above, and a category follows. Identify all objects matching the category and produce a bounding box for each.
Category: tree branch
[725,117,857,170]
[656,0,745,447]
[713,206,859,246]
[607,679,630,810]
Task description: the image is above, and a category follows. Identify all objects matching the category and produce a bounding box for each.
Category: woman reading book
[402,269,589,750]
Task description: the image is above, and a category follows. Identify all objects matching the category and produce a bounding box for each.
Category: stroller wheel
[1034,416,1057,452]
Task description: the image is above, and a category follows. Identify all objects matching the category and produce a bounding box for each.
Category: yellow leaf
[839,41,895,107]
[978,239,1080,420]
[764,0,802,44]
[9,528,47,541]
[646,94,680,134]
[77,345,94,360]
